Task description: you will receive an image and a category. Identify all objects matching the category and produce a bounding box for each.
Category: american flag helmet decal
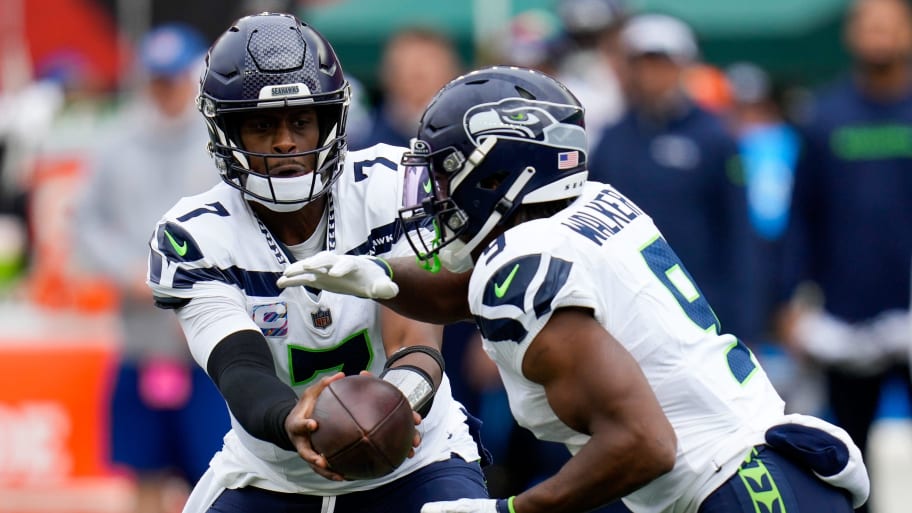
[558,151,579,169]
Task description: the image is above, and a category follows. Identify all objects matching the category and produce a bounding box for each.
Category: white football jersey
[148,144,479,506]
[468,182,786,513]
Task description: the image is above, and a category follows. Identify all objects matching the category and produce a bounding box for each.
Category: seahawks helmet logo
[464,98,587,153]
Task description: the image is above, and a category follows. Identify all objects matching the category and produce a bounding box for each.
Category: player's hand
[277,251,400,299]
[285,372,346,481]
[421,498,513,513]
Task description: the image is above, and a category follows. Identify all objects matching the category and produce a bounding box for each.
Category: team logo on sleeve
[483,256,540,309]
[156,222,203,262]
[482,255,573,315]
[252,302,288,337]
[476,255,574,344]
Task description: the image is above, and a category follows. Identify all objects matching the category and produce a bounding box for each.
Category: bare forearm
[380,257,472,324]
[516,308,678,512]
[515,432,674,513]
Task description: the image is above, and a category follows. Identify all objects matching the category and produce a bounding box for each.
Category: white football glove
[421,498,512,513]
[277,251,400,299]
[792,308,911,374]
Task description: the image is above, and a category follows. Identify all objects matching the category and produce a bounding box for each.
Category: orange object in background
[0,345,113,481]
[0,308,132,512]
[0,154,131,510]
[0,122,129,512]
[684,63,733,113]
[25,156,119,314]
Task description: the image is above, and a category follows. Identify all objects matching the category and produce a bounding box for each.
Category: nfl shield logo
[311,308,333,329]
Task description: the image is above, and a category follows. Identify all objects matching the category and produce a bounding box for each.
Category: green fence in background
[301,0,852,92]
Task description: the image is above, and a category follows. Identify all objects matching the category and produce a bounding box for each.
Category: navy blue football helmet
[398,66,588,272]
[198,12,350,211]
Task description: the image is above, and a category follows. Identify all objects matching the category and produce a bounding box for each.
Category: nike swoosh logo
[164,229,188,256]
[494,263,520,298]
[423,179,432,194]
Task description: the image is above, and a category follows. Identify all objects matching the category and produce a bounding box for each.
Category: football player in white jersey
[278,67,869,513]
[146,13,489,513]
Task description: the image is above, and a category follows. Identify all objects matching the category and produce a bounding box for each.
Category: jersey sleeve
[147,215,242,302]
[468,232,599,371]
[146,211,261,368]
[176,292,259,371]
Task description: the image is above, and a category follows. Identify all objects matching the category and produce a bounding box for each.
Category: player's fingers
[276,275,299,288]
[284,255,333,278]
[301,372,344,406]
[279,272,319,287]
[299,251,334,268]
[327,259,357,277]
[295,442,323,464]
[308,459,345,481]
[276,277,292,288]
[285,260,316,276]
[371,281,400,299]
[420,503,451,513]
[317,371,345,390]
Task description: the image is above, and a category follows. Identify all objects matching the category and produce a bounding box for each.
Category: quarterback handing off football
[310,374,416,479]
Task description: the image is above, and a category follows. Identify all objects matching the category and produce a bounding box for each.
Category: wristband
[496,496,516,513]
[381,367,434,413]
[381,345,445,416]
[372,257,394,279]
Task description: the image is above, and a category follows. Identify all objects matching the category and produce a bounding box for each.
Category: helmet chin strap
[439,166,537,273]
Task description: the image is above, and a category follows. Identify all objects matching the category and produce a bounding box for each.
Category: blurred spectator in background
[72,23,227,513]
[725,62,799,244]
[491,8,563,76]
[722,62,821,414]
[775,3,912,511]
[726,62,800,334]
[589,13,759,344]
[0,67,63,290]
[0,48,112,293]
[356,27,462,149]
[342,74,374,150]
[554,0,628,149]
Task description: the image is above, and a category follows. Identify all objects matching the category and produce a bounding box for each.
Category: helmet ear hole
[477,172,508,191]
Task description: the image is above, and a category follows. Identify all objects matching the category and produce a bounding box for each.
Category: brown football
[309,374,415,480]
